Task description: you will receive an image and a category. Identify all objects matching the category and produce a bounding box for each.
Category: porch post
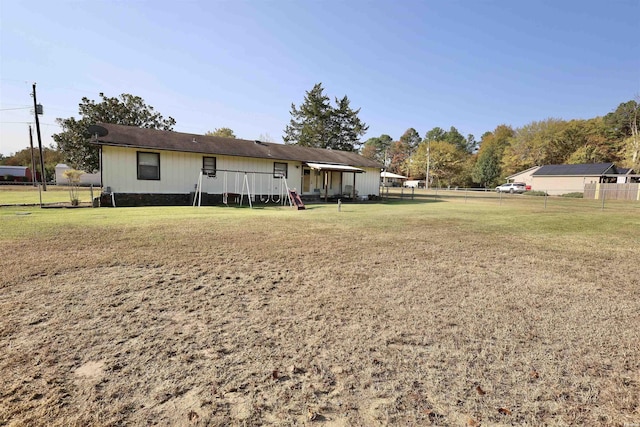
[352,172,356,199]
[324,171,328,202]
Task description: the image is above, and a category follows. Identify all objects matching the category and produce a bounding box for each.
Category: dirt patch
[74,361,105,379]
[1,207,638,426]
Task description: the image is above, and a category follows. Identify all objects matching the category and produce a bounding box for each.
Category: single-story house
[380,171,407,187]
[505,166,541,188]
[55,164,101,186]
[530,163,635,195]
[90,123,383,206]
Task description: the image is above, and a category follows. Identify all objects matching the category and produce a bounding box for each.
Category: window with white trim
[137,152,160,180]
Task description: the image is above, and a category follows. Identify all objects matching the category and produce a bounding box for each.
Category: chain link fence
[380,186,640,212]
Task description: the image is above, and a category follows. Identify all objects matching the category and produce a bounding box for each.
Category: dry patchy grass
[1,201,638,426]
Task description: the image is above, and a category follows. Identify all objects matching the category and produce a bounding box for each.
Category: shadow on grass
[375,198,446,205]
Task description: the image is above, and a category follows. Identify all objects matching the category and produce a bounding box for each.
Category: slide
[289,190,306,210]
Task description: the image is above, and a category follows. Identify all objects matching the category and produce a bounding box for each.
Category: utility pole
[32,83,46,190]
[425,140,430,190]
[29,125,37,187]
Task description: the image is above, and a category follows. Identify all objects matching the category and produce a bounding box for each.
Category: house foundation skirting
[100,192,277,207]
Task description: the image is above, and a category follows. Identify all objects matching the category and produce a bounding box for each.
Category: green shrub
[561,192,583,198]
[524,191,548,196]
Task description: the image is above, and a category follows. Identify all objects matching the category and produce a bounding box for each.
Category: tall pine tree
[283,83,368,151]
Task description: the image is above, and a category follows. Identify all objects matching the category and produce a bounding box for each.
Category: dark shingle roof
[90,123,382,169]
[616,167,633,174]
[532,163,616,176]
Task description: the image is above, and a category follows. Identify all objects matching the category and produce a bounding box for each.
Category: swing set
[193,168,294,209]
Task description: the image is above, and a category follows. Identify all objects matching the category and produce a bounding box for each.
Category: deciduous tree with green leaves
[54,93,175,172]
[472,143,502,188]
[605,99,640,170]
[206,127,236,138]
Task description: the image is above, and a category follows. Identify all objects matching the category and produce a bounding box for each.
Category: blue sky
[1,0,638,156]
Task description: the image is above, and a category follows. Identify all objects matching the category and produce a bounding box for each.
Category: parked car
[495,182,526,193]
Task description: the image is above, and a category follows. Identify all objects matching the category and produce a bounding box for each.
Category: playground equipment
[193,169,297,209]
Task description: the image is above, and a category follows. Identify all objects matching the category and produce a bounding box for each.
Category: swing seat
[223,192,241,205]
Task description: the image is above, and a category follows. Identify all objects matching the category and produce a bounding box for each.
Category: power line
[0,107,32,111]
[0,121,61,127]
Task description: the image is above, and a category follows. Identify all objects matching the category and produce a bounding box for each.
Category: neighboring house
[530,163,633,195]
[90,123,382,206]
[0,165,37,182]
[380,171,407,187]
[505,166,541,188]
[55,164,101,186]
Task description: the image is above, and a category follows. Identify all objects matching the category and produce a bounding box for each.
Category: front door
[303,168,311,193]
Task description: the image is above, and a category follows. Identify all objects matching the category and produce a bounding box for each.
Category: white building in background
[54,164,101,186]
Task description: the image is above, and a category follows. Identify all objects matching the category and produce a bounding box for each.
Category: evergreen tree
[283,83,368,151]
[399,128,421,151]
[424,127,446,142]
[444,126,466,151]
[330,95,369,151]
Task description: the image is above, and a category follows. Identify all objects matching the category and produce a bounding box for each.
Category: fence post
[90,185,94,207]
[411,187,414,200]
[601,187,605,210]
[401,187,404,199]
[465,188,468,203]
[544,192,547,209]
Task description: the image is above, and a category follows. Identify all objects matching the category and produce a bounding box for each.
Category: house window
[137,152,160,180]
[203,156,216,177]
[274,162,288,178]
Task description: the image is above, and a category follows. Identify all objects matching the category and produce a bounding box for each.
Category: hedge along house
[90,123,382,206]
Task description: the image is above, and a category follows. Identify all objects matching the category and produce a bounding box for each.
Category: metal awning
[305,162,365,173]
[381,171,407,179]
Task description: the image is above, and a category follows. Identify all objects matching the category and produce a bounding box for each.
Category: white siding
[101,146,302,195]
[356,167,382,196]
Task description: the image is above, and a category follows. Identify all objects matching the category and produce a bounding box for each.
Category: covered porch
[301,162,365,202]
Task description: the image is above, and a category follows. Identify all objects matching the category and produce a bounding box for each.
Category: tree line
[1,84,637,189]
[362,99,639,188]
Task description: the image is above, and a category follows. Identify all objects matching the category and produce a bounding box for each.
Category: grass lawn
[0,185,100,206]
[1,199,638,426]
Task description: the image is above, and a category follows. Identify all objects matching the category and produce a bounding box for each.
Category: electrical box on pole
[32,83,46,191]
